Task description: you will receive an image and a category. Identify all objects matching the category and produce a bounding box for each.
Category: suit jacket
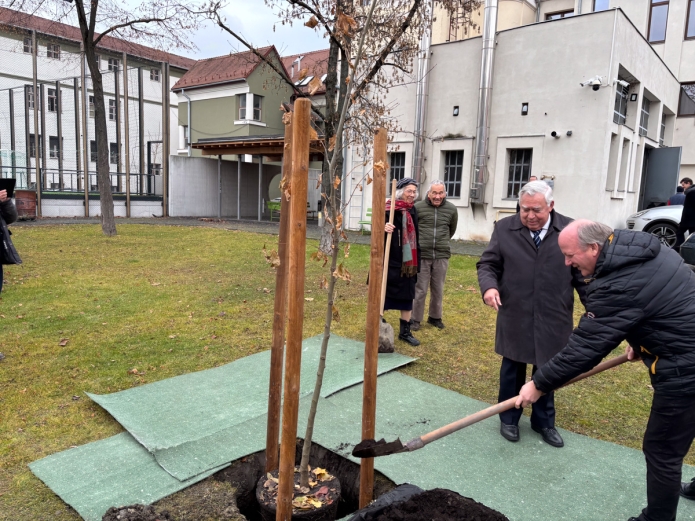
[476,210,587,366]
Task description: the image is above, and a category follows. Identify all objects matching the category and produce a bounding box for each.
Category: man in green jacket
[412,180,458,331]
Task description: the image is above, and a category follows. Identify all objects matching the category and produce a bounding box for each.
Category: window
[29,134,43,158]
[639,98,650,136]
[679,83,695,116]
[89,95,95,118]
[109,99,117,121]
[47,43,60,59]
[443,150,464,198]
[108,58,119,72]
[507,149,533,198]
[660,120,666,146]
[26,86,39,110]
[389,152,406,182]
[687,0,695,39]
[109,143,119,165]
[150,68,160,82]
[252,94,262,121]
[183,126,189,147]
[545,9,574,19]
[613,82,629,124]
[238,94,246,120]
[593,0,610,11]
[48,88,57,112]
[23,37,32,54]
[90,140,97,162]
[648,0,669,43]
[151,163,162,176]
[49,136,59,159]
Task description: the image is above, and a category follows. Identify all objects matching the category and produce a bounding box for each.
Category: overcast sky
[180,2,328,60]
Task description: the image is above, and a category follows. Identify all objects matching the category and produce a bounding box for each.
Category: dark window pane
[90,141,97,162]
[443,150,463,198]
[687,0,695,38]
[649,4,669,42]
[389,152,405,182]
[110,143,119,165]
[679,84,695,116]
[507,148,533,198]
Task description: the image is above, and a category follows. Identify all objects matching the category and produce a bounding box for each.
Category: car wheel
[644,222,678,248]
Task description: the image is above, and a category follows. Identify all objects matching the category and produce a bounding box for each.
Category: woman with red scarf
[384,177,421,346]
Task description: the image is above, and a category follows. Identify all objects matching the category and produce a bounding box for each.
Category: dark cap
[396,178,418,190]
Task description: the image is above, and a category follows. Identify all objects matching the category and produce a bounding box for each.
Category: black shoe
[681,478,695,500]
[427,317,445,329]
[500,423,519,442]
[410,320,421,331]
[532,424,564,447]
[398,319,420,346]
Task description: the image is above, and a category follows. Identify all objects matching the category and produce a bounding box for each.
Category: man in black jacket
[674,177,695,251]
[517,219,695,521]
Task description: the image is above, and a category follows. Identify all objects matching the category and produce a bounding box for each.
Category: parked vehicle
[625,205,682,248]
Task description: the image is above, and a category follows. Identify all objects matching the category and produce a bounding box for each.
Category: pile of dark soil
[368,488,509,521]
[102,504,174,521]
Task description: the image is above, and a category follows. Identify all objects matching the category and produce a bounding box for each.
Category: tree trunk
[85,45,117,236]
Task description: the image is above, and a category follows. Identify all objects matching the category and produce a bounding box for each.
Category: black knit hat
[396,178,418,190]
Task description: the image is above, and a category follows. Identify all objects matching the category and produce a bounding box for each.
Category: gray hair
[428,180,446,194]
[395,185,419,200]
[577,221,614,249]
[519,180,553,205]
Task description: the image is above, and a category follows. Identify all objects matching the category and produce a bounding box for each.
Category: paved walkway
[13,217,488,257]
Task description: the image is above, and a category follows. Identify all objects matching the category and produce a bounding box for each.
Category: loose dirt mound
[102,504,174,521]
[370,488,509,521]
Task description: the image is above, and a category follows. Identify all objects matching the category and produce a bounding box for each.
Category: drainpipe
[411,0,433,184]
[470,0,498,207]
[181,88,192,157]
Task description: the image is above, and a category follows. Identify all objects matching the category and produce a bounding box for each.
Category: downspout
[412,0,433,184]
[181,88,192,157]
[470,0,498,208]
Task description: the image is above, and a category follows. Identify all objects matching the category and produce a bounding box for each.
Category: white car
[626,205,682,248]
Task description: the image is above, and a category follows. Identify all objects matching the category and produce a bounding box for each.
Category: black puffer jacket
[533,229,695,397]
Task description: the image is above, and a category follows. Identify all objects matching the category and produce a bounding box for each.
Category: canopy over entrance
[193,134,325,163]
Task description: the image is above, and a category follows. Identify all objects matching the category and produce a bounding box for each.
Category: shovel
[378,179,398,353]
[353,353,629,458]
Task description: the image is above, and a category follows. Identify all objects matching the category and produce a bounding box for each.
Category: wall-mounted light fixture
[550,131,560,139]
[521,103,529,116]
[630,93,638,102]
[566,130,573,136]
[453,106,459,116]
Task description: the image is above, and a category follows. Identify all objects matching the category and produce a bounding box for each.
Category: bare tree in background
[2,0,213,235]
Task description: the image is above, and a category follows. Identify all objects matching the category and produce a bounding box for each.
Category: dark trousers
[498,357,555,428]
[638,393,695,521]
[674,223,695,251]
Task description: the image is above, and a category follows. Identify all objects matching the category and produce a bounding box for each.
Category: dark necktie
[532,230,541,249]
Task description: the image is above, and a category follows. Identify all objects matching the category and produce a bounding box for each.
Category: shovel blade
[352,438,405,458]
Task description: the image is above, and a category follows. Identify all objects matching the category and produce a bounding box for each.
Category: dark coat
[414,197,458,260]
[476,210,587,366]
[384,206,420,301]
[534,230,695,397]
[681,186,695,228]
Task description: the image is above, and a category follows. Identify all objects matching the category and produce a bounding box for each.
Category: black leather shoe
[532,424,564,447]
[500,423,519,442]
[410,320,421,331]
[427,317,445,329]
[681,478,695,500]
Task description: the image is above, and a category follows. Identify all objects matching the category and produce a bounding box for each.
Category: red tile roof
[0,7,196,70]
[171,46,290,90]
[281,48,329,94]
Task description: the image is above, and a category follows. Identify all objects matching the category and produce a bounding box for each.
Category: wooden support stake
[266,115,293,473]
[276,99,311,521]
[359,128,389,508]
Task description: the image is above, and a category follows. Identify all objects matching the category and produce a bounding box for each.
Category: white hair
[519,180,553,205]
[428,180,446,194]
[577,221,614,249]
[395,185,419,200]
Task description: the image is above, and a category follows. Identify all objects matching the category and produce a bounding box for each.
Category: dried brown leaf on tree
[374,160,388,175]
[340,230,349,241]
[333,176,341,189]
[298,68,309,82]
[343,243,350,258]
[309,126,319,141]
[333,263,351,282]
[357,183,363,191]
[282,111,292,125]
[304,15,319,28]
[262,245,281,269]
[366,174,373,185]
[332,304,340,322]
[345,76,351,85]
[311,249,327,264]
[336,13,358,36]
[308,76,323,95]
[328,135,336,152]
[316,173,322,189]
[320,276,328,290]
[335,214,343,230]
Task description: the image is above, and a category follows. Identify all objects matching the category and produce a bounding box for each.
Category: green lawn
[0,224,679,521]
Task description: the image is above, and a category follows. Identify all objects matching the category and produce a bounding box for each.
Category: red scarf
[386,199,418,277]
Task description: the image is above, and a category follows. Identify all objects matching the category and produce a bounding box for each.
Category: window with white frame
[47,43,60,59]
[238,94,247,120]
[26,85,39,110]
[48,88,57,112]
[89,95,95,118]
[443,150,464,198]
[545,9,574,19]
[648,0,669,43]
[613,82,628,125]
[253,95,262,121]
[389,152,405,182]
[108,58,120,72]
[660,120,666,146]
[109,99,117,121]
[183,126,189,147]
[151,163,162,175]
[29,134,43,158]
[507,149,533,198]
[109,143,119,165]
[23,37,32,54]
[639,97,650,137]
[49,136,60,159]
[90,140,97,162]
[150,68,160,82]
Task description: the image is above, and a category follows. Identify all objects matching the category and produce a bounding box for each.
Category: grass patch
[0,224,687,520]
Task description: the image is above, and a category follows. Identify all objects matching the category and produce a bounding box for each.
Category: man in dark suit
[477,181,586,447]
[674,177,695,251]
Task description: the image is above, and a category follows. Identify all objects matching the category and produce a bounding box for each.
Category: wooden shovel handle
[380,179,398,316]
[417,353,630,448]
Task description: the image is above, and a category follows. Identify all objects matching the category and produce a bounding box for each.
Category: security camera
[615,79,630,89]
[580,76,603,91]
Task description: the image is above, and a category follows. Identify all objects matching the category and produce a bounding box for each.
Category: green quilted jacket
[414,197,458,260]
